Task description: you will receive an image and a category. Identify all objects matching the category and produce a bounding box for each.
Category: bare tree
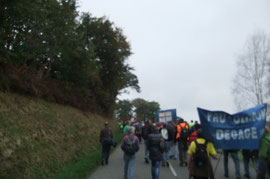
[232,30,270,110]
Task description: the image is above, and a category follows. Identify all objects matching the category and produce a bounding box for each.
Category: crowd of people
[99,119,270,179]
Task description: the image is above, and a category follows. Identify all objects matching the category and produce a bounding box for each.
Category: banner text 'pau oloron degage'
[197,104,266,149]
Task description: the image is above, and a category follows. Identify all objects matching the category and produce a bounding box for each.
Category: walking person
[135,124,142,143]
[123,121,132,137]
[161,122,174,166]
[148,125,164,179]
[142,120,153,164]
[187,129,217,179]
[121,126,140,179]
[169,120,178,160]
[223,150,241,179]
[257,126,270,179]
[99,121,115,165]
[176,118,190,166]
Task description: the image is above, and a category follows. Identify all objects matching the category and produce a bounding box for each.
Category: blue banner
[156,109,177,123]
[197,104,266,149]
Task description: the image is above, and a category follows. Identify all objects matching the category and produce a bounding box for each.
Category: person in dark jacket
[99,121,115,165]
[148,125,164,179]
[169,120,178,159]
[142,120,153,163]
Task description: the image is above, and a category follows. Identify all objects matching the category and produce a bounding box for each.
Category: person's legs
[128,155,136,179]
[183,141,188,165]
[151,160,156,179]
[144,140,149,162]
[257,158,268,179]
[223,151,229,177]
[101,143,107,165]
[178,140,184,165]
[252,155,259,173]
[231,151,241,178]
[163,141,169,165]
[151,160,161,179]
[243,154,250,177]
[124,153,130,179]
[104,144,111,164]
[169,142,177,159]
[154,160,161,179]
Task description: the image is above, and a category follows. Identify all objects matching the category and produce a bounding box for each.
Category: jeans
[151,160,161,179]
[163,141,171,162]
[144,140,149,159]
[243,154,259,176]
[101,141,111,163]
[223,150,240,178]
[124,153,136,179]
[169,143,177,158]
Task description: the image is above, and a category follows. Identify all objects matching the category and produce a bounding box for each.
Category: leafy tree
[114,100,133,122]
[132,98,160,122]
[78,13,140,114]
[232,30,270,110]
[0,0,140,115]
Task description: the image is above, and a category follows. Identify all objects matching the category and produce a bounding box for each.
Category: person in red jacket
[189,123,201,145]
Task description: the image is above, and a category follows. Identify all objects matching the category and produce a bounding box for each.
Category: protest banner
[197,104,266,149]
[156,109,177,123]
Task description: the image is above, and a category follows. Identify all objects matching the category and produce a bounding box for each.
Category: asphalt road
[88,142,258,179]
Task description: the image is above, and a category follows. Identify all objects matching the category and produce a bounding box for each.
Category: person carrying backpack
[160,122,174,166]
[187,129,217,179]
[99,121,115,165]
[121,126,140,179]
[142,120,153,164]
[148,125,164,179]
[176,119,190,166]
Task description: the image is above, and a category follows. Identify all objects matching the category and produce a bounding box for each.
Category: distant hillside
[0,92,118,178]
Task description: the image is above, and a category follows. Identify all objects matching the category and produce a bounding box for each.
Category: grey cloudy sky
[78,0,270,122]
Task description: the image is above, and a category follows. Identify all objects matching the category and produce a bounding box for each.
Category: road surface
[88,142,258,179]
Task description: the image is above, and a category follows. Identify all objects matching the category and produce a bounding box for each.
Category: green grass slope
[0,92,119,179]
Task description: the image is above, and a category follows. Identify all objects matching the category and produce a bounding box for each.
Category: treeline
[114,98,160,122]
[0,0,140,115]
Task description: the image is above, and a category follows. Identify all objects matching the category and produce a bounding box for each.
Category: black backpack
[193,140,209,167]
[124,136,137,155]
[180,124,189,141]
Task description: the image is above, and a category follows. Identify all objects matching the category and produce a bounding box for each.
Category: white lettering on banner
[216,127,258,141]
[238,130,244,140]
[251,127,258,139]
[233,109,266,125]
[206,113,227,123]
[224,130,230,140]
[244,128,251,139]
[234,116,240,124]
[207,113,212,122]
[231,130,238,139]
[206,108,265,124]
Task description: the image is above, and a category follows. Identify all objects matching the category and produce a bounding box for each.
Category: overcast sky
[78,0,270,122]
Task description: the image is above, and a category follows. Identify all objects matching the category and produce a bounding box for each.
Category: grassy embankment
[0,92,121,179]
